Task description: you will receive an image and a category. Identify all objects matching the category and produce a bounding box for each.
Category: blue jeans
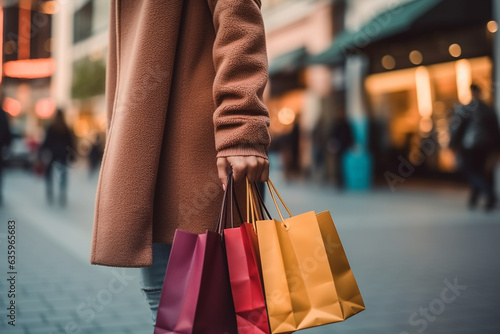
[45,160,68,205]
[139,243,172,327]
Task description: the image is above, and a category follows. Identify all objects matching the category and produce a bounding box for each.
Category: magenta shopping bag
[224,180,270,334]
[153,229,237,334]
[154,176,237,334]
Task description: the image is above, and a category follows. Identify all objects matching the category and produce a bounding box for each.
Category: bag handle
[216,172,243,235]
[246,178,276,235]
[266,178,292,224]
[252,182,271,221]
[216,174,231,235]
[246,178,251,225]
[232,179,243,225]
[246,178,266,235]
[246,178,257,233]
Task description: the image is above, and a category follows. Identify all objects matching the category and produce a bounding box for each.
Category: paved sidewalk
[0,167,153,334]
[268,174,500,334]
[0,165,499,334]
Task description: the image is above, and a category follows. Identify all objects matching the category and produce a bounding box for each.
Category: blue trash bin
[342,147,372,191]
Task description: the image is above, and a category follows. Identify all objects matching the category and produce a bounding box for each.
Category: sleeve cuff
[216,144,268,160]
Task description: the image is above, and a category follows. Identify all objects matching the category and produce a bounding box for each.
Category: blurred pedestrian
[328,114,353,189]
[88,131,104,177]
[89,0,271,328]
[312,116,328,181]
[0,101,12,206]
[282,119,301,179]
[39,108,76,206]
[449,84,500,211]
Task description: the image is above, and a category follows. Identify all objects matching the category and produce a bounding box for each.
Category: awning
[269,47,308,76]
[309,0,442,64]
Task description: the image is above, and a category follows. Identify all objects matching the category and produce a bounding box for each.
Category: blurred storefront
[1,0,55,143]
[262,0,346,180]
[1,0,109,158]
[311,0,497,183]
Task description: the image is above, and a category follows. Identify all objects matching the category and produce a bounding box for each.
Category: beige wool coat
[90,0,271,267]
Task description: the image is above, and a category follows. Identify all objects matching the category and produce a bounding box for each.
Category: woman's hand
[217,156,269,189]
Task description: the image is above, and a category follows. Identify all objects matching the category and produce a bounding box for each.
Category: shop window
[366,56,493,175]
[73,2,93,44]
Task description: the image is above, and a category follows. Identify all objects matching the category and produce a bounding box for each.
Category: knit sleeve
[209,0,271,159]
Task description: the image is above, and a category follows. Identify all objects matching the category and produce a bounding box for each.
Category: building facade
[1,0,54,140]
[1,0,109,152]
[267,0,499,186]
[339,0,496,182]
[51,0,109,146]
[262,0,346,180]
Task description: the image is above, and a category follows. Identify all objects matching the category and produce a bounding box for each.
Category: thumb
[217,157,229,190]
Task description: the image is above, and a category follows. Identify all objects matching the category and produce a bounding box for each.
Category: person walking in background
[328,113,353,189]
[89,0,271,328]
[283,119,301,180]
[39,108,76,207]
[450,84,500,211]
[88,131,104,177]
[0,102,12,206]
[312,116,328,182]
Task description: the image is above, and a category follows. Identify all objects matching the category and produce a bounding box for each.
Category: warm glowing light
[365,67,416,93]
[487,20,498,33]
[40,1,59,14]
[438,149,456,172]
[18,0,32,60]
[3,97,22,117]
[436,119,451,148]
[456,59,472,105]
[74,118,90,137]
[415,66,433,117]
[409,50,423,65]
[381,55,396,70]
[449,44,461,58]
[277,107,296,125]
[36,98,56,119]
[3,58,55,78]
[419,117,433,133]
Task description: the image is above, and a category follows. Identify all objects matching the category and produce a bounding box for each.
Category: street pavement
[0,161,499,334]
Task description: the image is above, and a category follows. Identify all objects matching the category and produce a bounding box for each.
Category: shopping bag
[154,175,238,334]
[254,179,365,333]
[224,179,270,334]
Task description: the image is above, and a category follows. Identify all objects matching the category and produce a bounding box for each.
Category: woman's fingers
[216,157,230,190]
[228,156,249,183]
[217,156,270,186]
[259,158,270,182]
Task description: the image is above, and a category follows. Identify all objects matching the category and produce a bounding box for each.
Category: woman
[39,108,75,206]
[90,0,271,326]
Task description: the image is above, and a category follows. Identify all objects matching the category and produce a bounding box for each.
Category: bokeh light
[277,107,296,125]
[409,50,423,65]
[448,43,462,58]
[487,20,498,33]
[35,97,56,119]
[381,55,396,70]
[2,97,22,117]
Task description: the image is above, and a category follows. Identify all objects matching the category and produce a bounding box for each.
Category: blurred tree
[71,57,106,99]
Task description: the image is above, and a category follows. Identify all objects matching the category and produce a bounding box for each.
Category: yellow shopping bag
[252,179,364,333]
